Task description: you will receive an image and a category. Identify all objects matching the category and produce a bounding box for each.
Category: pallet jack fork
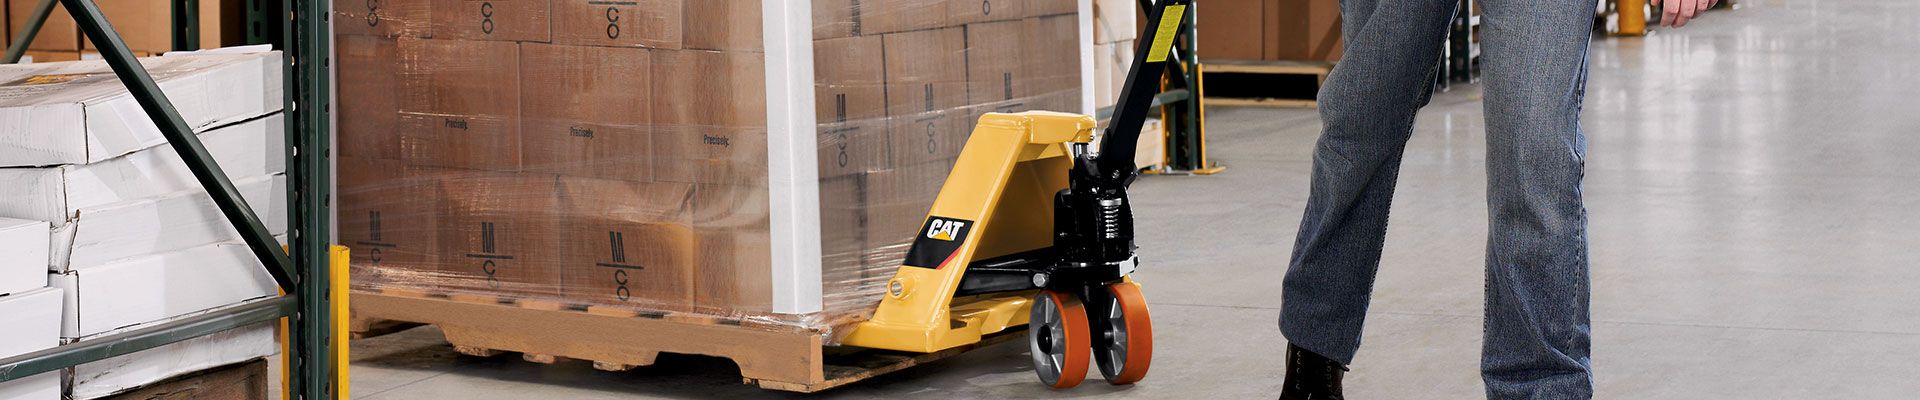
[840,0,1193,389]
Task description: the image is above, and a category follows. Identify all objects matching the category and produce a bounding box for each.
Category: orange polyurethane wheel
[1030,290,1092,389]
[1099,281,1154,385]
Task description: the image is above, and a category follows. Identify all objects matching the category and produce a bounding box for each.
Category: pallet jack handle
[1093,0,1194,185]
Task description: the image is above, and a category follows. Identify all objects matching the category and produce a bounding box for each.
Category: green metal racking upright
[0,0,339,399]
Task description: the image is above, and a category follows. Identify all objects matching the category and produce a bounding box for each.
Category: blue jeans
[1277,0,1596,398]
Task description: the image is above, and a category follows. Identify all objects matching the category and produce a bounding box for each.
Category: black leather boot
[1279,344,1347,400]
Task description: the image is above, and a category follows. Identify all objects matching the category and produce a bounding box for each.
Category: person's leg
[1280,0,1459,365]
[1474,0,1598,397]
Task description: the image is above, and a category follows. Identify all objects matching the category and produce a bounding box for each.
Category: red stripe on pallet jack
[935,248,963,270]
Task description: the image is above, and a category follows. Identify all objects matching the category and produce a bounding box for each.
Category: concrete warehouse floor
[341,0,1920,398]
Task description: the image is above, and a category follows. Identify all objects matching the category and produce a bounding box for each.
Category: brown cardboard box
[650,50,768,182]
[824,184,889,309]
[397,38,522,171]
[563,221,697,308]
[1031,0,1077,17]
[811,0,857,39]
[651,49,766,127]
[964,20,1028,105]
[556,177,697,308]
[684,0,760,51]
[82,0,255,51]
[1092,0,1138,44]
[814,35,888,178]
[885,110,966,168]
[813,35,886,123]
[865,0,949,35]
[1196,0,1264,60]
[430,170,565,298]
[519,43,653,182]
[11,0,80,51]
[691,182,768,233]
[1031,89,1083,115]
[812,0,954,39]
[883,28,969,111]
[200,0,248,48]
[1194,0,1343,62]
[862,162,951,269]
[336,35,401,160]
[1274,0,1343,61]
[334,0,432,37]
[86,0,171,53]
[819,174,866,288]
[430,0,551,42]
[338,158,445,286]
[22,50,83,62]
[551,0,681,49]
[883,28,968,167]
[693,225,771,312]
[1023,15,1081,104]
[817,119,888,179]
[653,127,768,185]
[950,0,1024,25]
[690,184,771,311]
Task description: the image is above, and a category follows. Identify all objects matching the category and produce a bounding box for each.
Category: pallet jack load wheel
[1030,290,1092,389]
[1096,281,1154,385]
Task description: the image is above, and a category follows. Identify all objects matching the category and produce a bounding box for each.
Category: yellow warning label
[1145,5,1186,63]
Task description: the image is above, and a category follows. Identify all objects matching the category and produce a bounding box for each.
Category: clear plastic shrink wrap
[335,0,1080,337]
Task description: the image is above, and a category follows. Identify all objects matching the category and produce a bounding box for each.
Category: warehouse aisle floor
[345,0,1920,398]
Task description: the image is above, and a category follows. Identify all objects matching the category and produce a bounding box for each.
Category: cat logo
[904,217,975,269]
[926,219,967,241]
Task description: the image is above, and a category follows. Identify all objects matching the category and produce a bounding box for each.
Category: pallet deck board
[747,328,1026,392]
[349,289,1024,392]
[1205,59,1335,75]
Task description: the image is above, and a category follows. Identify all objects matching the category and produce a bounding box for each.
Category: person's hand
[1650,0,1718,27]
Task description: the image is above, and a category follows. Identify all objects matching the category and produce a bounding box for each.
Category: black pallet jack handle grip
[1094,0,1193,184]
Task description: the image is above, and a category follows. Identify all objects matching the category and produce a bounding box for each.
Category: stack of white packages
[0,217,60,400]
[0,47,284,400]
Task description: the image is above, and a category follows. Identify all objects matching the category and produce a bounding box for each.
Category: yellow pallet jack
[841,0,1193,389]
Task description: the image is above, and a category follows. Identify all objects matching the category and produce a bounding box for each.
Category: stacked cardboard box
[5,0,249,62]
[334,0,764,314]
[335,0,1081,325]
[1193,0,1343,62]
[0,50,283,399]
[809,1,1083,313]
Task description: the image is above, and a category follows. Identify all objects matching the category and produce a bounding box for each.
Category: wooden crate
[350,288,1024,392]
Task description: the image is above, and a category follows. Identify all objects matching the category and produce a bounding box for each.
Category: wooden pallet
[350,288,1024,392]
[1202,59,1334,108]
